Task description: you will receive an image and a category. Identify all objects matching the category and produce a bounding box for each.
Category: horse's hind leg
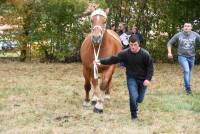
[92,77,104,113]
[104,75,112,100]
[83,68,91,107]
[93,67,114,113]
[100,66,115,100]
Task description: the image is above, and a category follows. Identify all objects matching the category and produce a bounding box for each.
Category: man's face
[183,23,192,32]
[129,41,140,53]
[132,27,137,33]
[119,24,124,31]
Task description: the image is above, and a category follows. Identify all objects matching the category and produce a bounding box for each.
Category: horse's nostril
[92,34,102,45]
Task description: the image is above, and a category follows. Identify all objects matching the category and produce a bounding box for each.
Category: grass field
[0,62,200,134]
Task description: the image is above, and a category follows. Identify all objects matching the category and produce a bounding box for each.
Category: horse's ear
[82,5,96,17]
[104,8,110,15]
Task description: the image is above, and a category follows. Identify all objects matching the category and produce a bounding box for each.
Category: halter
[90,9,107,79]
[92,25,104,79]
[93,40,102,79]
[90,9,107,35]
[92,25,105,34]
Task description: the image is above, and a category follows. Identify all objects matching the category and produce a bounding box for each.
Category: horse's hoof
[83,101,91,107]
[91,100,97,105]
[93,107,103,113]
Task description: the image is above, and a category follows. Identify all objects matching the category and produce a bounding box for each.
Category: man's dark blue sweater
[100,48,153,81]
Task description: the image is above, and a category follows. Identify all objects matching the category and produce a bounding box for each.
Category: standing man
[167,23,200,95]
[94,35,154,120]
[118,23,130,49]
[132,26,144,45]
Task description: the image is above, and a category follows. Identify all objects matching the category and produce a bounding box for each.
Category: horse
[80,9,122,113]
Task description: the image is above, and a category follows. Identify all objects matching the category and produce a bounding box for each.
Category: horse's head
[90,9,109,46]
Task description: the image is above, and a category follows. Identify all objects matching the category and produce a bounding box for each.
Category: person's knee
[129,93,138,102]
[183,69,190,74]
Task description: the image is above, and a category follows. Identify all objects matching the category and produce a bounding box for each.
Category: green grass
[0,62,200,134]
[0,51,20,57]
[142,91,200,113]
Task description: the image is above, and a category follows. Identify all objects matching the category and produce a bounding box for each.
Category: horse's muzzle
[92,35,102,45]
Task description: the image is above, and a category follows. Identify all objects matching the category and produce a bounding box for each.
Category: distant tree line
[0,0,199,63]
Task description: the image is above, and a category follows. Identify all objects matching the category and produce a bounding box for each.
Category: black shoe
[131,112,138,120]
[186,90,192,95]
[131,116,138,120]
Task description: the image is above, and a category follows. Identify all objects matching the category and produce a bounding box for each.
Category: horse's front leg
[91,78,99,105]
[91,77,104,113]
[93,66,115,113]
[82,68,92,107]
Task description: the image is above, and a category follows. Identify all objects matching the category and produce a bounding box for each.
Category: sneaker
[131,116,138,120]
[131,112,138,120]
[186,90,192,95]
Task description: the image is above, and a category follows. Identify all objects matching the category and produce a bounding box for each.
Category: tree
[1,0,88,62]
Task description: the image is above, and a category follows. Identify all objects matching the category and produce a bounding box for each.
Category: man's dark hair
[111,23,115,27]
[129,35,139,43]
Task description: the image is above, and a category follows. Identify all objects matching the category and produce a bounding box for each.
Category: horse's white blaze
[97,15,100,21]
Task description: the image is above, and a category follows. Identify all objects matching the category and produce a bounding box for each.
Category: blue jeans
[178,56,195,91]
[126,76,147,117]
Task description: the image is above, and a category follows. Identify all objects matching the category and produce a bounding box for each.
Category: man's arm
[167,47,173,59]
[145,55,153,81]
[100,56,122,65]
[167,33,179,59]
[96,51,125,65]
[195,32,200,43]
[143,54,153,86]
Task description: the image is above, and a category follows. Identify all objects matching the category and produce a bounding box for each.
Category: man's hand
[167,47,173,59]
[168,53,173,59]
[143,80,150,86]
[93,59,101,65]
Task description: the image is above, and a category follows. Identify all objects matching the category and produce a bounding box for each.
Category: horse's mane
[90,9,107,19]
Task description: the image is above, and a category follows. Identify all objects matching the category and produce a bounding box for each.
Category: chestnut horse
[81,9,122,113]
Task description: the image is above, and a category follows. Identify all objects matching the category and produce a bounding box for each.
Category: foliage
[1,0,89,62]
[22,0,88,62]
[99,0,200,62]
[1,0,200,62]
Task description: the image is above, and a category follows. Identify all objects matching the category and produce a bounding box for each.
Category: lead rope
[91,25,106,79]
[93,39,102,79]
